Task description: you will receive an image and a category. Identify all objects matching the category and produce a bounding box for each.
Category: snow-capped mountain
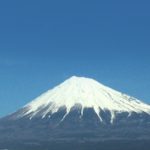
[17,76,150,123]
[1,76,150,150]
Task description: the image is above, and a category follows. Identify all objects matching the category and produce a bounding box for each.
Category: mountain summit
[19,76,150,123]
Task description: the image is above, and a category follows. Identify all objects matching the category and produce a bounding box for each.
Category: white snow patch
[19,76,150,123]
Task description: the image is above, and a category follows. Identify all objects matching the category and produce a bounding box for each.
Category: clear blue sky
[0,0,150,117]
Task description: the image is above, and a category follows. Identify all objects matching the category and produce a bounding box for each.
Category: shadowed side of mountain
[1,108,150,143]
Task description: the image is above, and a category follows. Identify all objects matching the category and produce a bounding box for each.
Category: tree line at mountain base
[0,140,150,150]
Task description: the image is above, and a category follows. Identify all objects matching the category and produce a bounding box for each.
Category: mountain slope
[16,76,150,124]
[1,76,150,150]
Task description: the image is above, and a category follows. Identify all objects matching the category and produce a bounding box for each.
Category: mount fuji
[1,76,150,150]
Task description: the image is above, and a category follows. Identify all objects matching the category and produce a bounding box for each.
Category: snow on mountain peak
[20,76,150,123]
